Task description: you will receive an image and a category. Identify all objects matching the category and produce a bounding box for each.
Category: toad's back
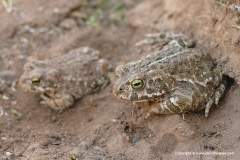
[19,47,110,110]
[47,47,110,99]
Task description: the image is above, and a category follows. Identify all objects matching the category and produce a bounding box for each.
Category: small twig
[231,24,240,29]
[24,25,48,33]
[0,0,12,13]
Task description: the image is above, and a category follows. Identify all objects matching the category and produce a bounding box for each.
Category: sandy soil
[0,0,240,160]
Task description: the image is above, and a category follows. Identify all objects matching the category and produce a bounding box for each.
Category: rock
[59,18,77,30]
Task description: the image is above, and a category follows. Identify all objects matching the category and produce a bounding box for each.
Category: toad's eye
[131,79,144,89]
[31,78,41,85]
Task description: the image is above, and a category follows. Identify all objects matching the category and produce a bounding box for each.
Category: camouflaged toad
[19,47,110,111]
[113,33,227,118]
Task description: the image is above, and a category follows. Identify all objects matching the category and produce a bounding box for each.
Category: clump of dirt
[58,0,125,29]
[120,118,152,144]
[1,0,240,160]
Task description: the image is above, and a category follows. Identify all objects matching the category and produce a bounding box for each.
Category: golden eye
[131,79,144,89]
[31,78,41,85]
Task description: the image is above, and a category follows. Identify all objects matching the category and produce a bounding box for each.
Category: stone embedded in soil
[0,71,17,80]
[173,122,196,141]
[0,70,17,93]
[151,133,178,155]
[59,18,77,30]
[51,137,62,145]
[0,82,8,93]
[131,136,141,143]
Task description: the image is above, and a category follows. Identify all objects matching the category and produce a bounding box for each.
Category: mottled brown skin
[113,33,226,118]
[19,47,110,110]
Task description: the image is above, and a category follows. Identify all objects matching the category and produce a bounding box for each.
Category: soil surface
[0,0,240,160]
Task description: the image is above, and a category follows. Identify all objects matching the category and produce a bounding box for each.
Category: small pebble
[11,101,17,105]
[131,136,140,143]
[59,18,77,30]
[93,146,106,153]
[5,152,12,156]
[53,8,59,13]
[88,115,94,122]
[111,119,118,122]
[2,95,9,100]
[51,116,57,123]
[51,137,61,145]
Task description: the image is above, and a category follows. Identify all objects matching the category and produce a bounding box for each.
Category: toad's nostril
[119,85,125,91]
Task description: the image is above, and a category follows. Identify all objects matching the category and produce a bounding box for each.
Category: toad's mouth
[120,93,156,102]
[43,92,52,98]
[119,96,149,103]
[130,93,163,102]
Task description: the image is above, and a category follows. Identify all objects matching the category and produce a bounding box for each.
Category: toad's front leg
[145,91,194,119]
[40,93,74,111]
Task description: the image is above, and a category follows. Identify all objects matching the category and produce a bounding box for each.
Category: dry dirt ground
[0,0,240,160]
